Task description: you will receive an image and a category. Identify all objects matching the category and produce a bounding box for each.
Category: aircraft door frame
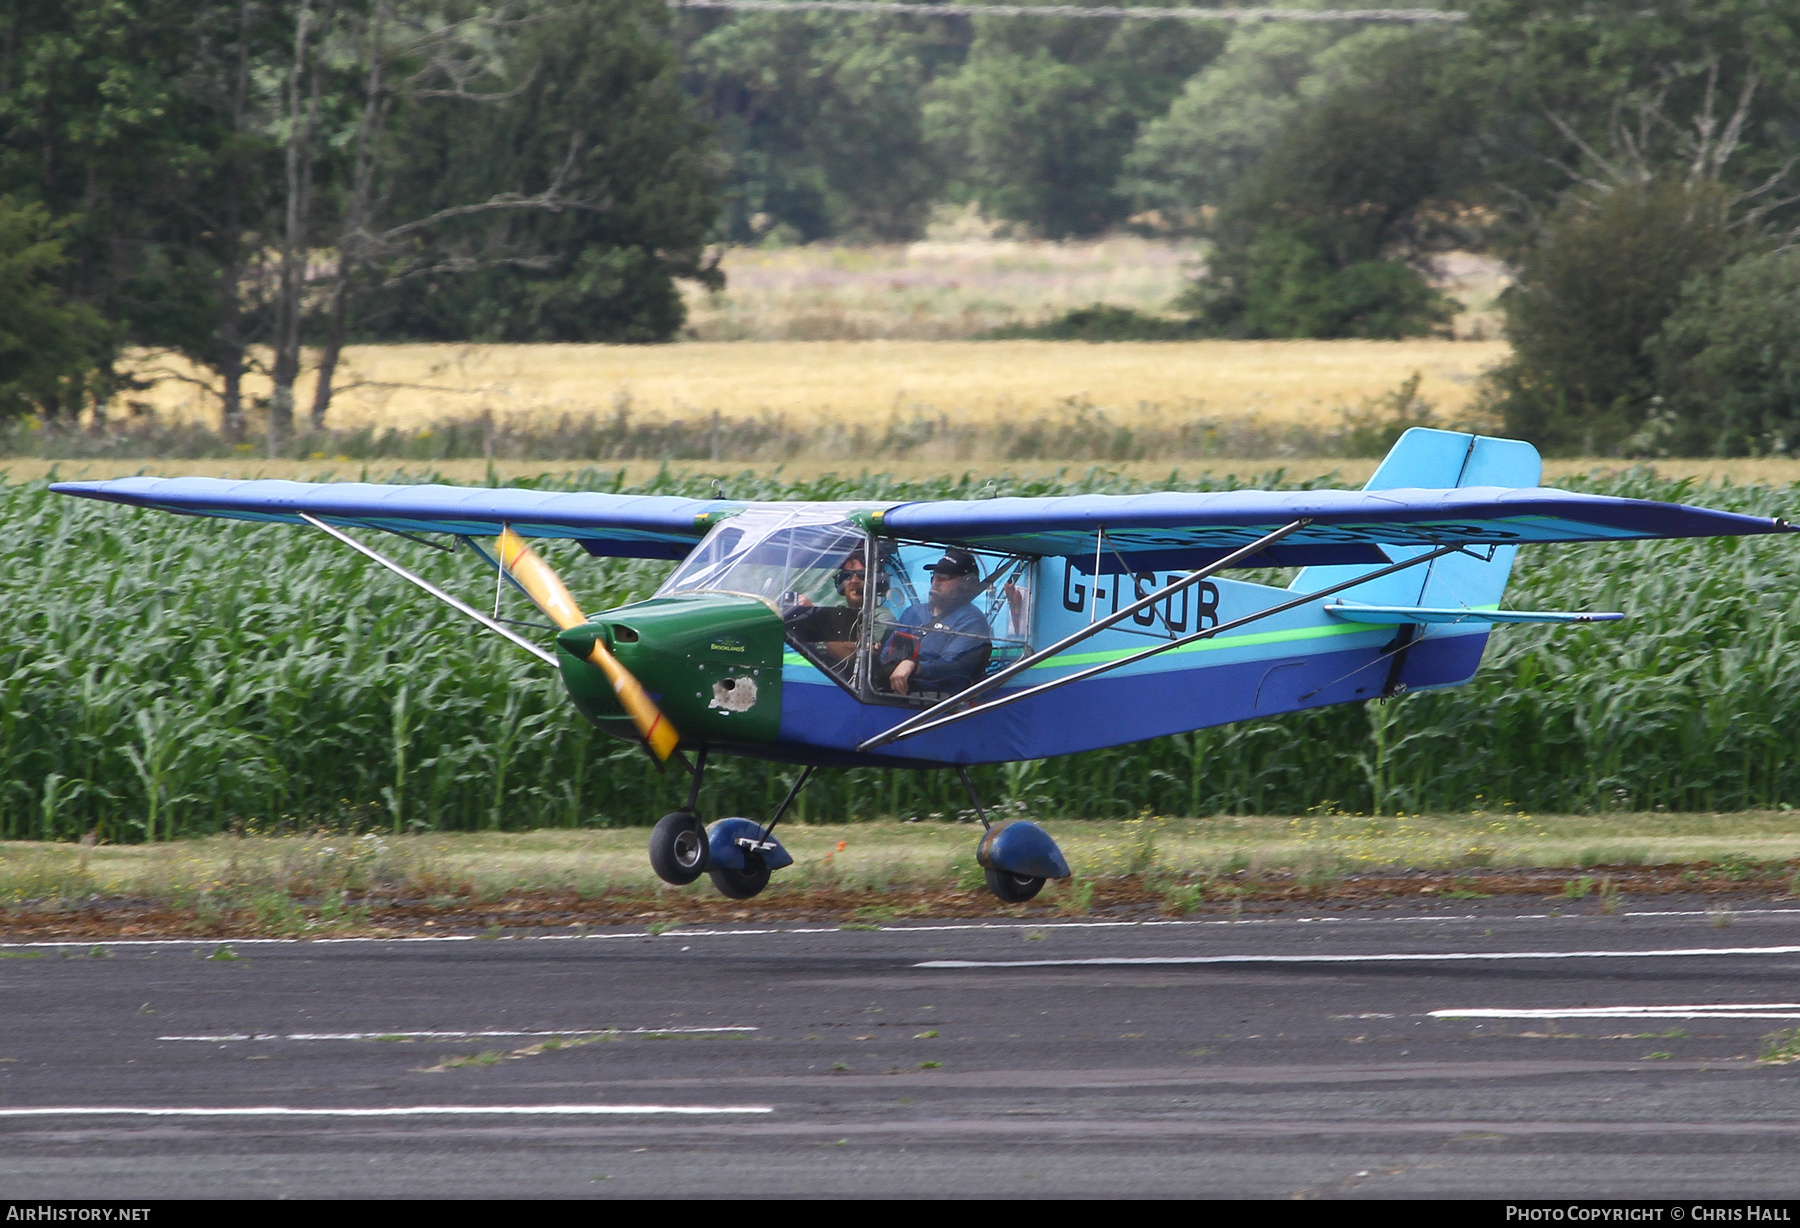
[860,537,1038,709]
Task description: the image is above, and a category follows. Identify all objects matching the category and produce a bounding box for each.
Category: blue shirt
[889,598,993,691]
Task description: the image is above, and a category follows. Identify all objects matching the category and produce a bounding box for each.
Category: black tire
[984,866,1045,904]
[709,855,771,900]
[649,811,709,885]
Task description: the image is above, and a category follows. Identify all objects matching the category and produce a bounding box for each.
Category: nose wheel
[651,751,809,898]
[649,810,710,884]
[710,856,772,900]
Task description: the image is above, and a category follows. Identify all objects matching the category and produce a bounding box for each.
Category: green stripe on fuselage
[1045,617,1372,668]
[781,616,1460,680]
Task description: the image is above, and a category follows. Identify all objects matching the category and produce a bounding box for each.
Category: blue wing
[50,457,1795,573]
[875,485,1795,572]
[48,476,740,560]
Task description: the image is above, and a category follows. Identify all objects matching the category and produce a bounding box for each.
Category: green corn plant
[3,466,1799,840]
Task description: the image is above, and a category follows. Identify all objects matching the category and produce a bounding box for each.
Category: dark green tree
[1192,228,1454,340]
[0,198,105,420]
[925,48,1132,238]
[0,0,248,426]
[1649,248,1800,456]
[1464,0,1800,210]
[926,8,1219,237]
[1442,2,1800,452]
[1486,179,1743,453]
[351,0,722,349]
[684,12,951,242]
[1181,28,1471,338]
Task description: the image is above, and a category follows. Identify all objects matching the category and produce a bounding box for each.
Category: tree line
[0,0,718,444]
[690,0,1800,456]
[8,1,1800,456]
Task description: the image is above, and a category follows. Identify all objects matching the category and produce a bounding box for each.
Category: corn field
[5,465,1799,842]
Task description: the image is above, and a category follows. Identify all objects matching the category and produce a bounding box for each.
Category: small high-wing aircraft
[54,429,1795,902]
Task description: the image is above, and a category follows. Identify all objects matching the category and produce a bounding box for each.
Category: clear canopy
[657,507,869,608]
[658,506,1037,705]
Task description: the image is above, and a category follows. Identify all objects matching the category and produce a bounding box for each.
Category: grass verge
[0,813,1795,938]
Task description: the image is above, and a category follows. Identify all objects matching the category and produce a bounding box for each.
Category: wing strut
[860,541,1465,749]
[857,518,1311,753]
[300,513,559,668]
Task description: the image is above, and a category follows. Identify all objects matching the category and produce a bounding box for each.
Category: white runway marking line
[1432,1004,1800,1020]
[913,945,1800,969]
[0,1104,772,1119]
[156,1026,758,1042]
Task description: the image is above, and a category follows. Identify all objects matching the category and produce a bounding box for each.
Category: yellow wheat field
[20,455,1800,489]
[121,338,1509,434]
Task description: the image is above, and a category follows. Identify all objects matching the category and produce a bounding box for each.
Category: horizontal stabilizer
[1324,601,1624,626]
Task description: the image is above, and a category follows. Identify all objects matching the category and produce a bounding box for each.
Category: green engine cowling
[553,593,784,747]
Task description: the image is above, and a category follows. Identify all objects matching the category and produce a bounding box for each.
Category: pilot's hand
[794,594,815,607]
[890,658,916,695]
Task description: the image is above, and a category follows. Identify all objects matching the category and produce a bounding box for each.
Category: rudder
[1289,427,1542,691]
[1290,427,1541,609]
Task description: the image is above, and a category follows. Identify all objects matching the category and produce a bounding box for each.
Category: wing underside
[876,485,1793,571]
[48,476,740,559]
[50,476,1795,569]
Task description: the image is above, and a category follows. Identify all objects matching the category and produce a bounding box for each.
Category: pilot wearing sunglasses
[784,548,890,675]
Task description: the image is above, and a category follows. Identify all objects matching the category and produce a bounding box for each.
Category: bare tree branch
[376,134,607,242]
[1544,109,1635,189]
[378,252,564,286]
[1542,58,1790,236]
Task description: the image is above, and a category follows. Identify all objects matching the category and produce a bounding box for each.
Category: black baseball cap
[924,548,979,578]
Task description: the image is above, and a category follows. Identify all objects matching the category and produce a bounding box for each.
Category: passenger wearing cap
[884,547,993,697]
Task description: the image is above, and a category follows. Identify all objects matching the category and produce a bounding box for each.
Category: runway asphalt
[3,898,1799,1199]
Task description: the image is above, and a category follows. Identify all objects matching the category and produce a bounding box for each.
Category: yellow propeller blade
[498,528,680,761]
[496,527,588,631]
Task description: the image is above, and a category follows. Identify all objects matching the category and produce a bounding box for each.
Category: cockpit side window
[657,514,1036,704]
[862,541,1035,707]
[660,525,744,595]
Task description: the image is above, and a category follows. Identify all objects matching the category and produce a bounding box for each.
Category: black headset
[835,557,890,597]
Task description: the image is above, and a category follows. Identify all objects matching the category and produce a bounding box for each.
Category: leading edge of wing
[48,476,736,556]
[877,486,1796,550]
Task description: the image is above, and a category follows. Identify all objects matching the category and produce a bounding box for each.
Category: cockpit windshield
[657,507,869,607]
[659,507,1037,707]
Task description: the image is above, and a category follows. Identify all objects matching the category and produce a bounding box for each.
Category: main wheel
[709,855,771,900]
[649,811,710,885]
[984,866,1045,904]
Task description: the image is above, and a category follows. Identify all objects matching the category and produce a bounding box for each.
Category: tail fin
[1290,427,1541,608]
[1289,428,1542,691]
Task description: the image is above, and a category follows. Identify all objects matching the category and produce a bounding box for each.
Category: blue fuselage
[773,559,1490,767]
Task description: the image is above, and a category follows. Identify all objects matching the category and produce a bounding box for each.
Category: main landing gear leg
[959,767,1047,905]
[955,766,991,833]
[758,766,815,846]
[649,747,710,885]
